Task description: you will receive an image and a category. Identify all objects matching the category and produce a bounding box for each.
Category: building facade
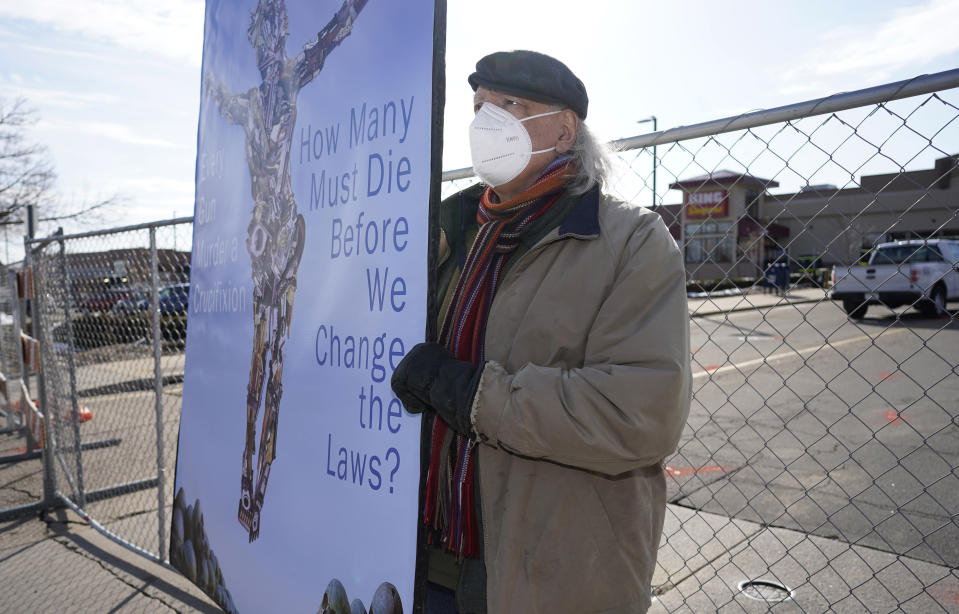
[659,154,959,282]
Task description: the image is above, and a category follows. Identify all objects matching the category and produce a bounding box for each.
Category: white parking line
[693,327,911,380]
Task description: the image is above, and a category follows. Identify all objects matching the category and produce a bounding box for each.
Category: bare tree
[0,97,55,233]
[0,96,120,261]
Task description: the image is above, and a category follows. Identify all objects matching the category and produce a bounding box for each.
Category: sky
[1,0,958,257]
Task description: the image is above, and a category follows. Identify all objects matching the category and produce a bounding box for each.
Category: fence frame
[0,219,192,556]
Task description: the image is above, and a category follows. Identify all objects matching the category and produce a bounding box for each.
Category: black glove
[391,342,482,436]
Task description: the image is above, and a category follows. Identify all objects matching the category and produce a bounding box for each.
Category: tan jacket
[439,184,691,613]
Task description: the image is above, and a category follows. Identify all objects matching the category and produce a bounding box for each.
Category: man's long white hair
[567,121,614,195]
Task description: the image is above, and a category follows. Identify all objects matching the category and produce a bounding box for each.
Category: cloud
[79,121,180,148]
[0,81,121,109]
[778,0,959,96]
[39,119,179,148]
[13,39,144,67]
[110,176,195,196]
[0,0,204,66]
[55,175,196,218]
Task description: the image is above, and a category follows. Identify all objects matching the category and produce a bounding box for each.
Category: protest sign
[172,1,443,611]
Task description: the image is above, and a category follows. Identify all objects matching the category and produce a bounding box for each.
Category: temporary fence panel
[24,219,192,561]
[612,73,958,613]
[0,263,51,519]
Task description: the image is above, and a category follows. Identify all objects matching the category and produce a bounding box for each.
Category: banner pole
[414,1,447,611]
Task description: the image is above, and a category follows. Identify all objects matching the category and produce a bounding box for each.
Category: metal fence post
[149,228,168,561]
[58,237,86,507]
[23,243,57,506]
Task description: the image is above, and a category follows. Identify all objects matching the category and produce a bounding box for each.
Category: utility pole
[26,204,37,241]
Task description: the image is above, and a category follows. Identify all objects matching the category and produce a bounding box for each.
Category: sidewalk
[687,285,827,318]
[0,507,219,613]
[651,504,959,613]
[4,501,956,613]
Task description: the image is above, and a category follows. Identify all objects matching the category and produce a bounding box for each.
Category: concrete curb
[689,297,823,318]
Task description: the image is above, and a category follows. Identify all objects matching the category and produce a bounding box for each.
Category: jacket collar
[447,181,602,267]
[557,183,601,239]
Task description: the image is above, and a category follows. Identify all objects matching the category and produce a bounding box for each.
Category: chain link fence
[2,69,958,612]
[7,220,193,565]
[443,70,959,612]
[616,75,959,614]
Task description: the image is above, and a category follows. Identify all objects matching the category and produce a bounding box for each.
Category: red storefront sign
[685,190,728,218]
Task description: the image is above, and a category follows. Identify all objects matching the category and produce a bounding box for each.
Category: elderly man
[392,50,691,614]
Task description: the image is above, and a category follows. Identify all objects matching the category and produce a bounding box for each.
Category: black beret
[468,50,588,119]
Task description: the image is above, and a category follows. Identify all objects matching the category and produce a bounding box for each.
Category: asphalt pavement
[3,285,958,613]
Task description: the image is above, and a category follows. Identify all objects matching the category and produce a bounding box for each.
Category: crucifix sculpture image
[205,0,368,542]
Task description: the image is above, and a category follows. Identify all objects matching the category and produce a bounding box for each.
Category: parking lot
[676,293,959,569]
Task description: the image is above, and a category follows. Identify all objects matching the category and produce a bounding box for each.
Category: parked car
[830,239,959,318]
[137,283,190,314]
[111,289,149,313]
[79,288,140,314]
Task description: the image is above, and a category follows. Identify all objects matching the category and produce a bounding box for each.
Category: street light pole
[636,116,658,209]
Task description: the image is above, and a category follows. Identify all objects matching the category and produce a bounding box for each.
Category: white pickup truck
[831,239,959,319]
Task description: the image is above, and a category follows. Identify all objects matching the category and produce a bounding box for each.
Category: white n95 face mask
[469,102,561,187]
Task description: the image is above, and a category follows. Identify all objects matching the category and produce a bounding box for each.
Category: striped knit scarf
[425,159,574,559]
